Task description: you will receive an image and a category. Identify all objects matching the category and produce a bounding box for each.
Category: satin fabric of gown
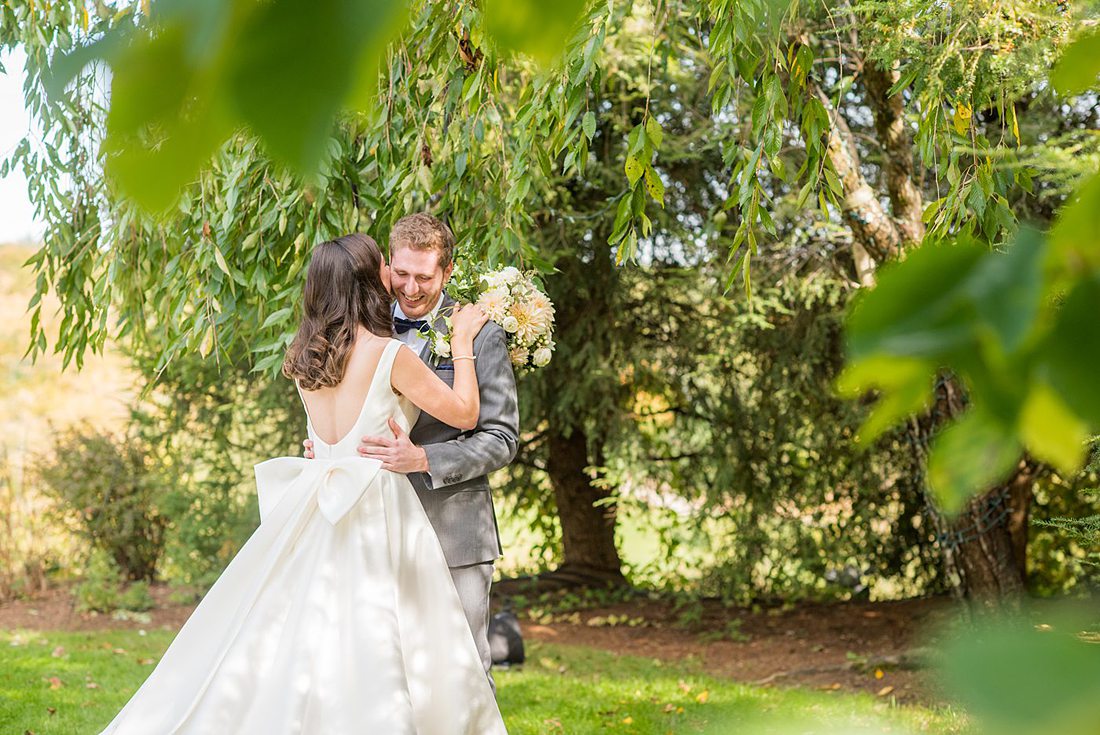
[98,338,507,735]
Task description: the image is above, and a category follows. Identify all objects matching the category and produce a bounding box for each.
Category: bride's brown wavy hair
[282,233,392,390]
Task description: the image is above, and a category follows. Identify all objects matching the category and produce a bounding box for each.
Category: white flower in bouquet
[501,315,520,333]
[477,287,510,322]
[532,346,553,367]
[480,271,508,290]
[509,345,530,366]
[507,300,543,343]
[527,293,554,332]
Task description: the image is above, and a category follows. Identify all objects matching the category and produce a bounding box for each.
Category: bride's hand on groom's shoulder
[450,304,488,346]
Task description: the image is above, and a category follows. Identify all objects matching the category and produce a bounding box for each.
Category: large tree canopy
[4,0,1100,585]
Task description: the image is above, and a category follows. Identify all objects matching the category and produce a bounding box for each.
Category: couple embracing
[98,214,517,734]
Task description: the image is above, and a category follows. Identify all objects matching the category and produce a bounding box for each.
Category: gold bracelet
[452,355,476,361]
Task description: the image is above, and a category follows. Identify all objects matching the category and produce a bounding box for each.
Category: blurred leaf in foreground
[837,230,1096,511]
[839,27,1100,513]
[49,0,410,211]
[482,0,589,66]
[1051,29,1100,96]
[940,604,1100,735]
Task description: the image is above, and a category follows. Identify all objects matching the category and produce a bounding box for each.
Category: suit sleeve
[421,323,519,490]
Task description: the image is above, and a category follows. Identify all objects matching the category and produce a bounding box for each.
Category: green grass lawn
[1,628,970,735]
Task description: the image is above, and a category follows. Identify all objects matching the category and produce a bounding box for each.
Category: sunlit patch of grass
[496,642,971,734]
[1,628,171,734]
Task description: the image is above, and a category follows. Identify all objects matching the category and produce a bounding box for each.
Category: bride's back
[295,334,413,459]
[281,232,406,458]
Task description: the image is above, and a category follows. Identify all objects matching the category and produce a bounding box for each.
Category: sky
[0,46,45,244]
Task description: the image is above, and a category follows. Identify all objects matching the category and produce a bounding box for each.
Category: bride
[98,233,508,734]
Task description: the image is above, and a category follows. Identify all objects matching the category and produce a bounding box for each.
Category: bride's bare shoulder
[339,331,388,380]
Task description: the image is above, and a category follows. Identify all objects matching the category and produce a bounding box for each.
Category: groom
[304,213,519,687]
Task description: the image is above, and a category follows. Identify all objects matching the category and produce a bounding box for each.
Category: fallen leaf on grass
[51,646,65,658]
[695,690,709,704]
[47,677,63,690]
[877,685,895,697]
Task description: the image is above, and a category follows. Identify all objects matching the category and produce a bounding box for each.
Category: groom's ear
[442,260,454,283]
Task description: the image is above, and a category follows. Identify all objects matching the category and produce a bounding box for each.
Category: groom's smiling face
[389,246,453,319]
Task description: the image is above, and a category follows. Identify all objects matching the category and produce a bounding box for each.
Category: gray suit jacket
[402,295,519,568]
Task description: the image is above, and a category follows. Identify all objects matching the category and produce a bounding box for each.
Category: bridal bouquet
[432,266,556,370]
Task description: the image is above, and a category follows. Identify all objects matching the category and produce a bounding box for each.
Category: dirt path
[517,596,952,704]
[0,587,953,704]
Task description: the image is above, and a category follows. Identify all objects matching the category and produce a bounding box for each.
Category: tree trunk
[926,483,1029,609]
[861,61,925,245]
[545,428,626,586]
[909,377,1032,610]
[811,81,903,266]
[823,64,1030,607]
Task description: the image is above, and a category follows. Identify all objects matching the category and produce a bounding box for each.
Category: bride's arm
[390,306,487,430]
[390,346,479,430]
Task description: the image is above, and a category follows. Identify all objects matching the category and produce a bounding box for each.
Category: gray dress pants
[448,560,496,693]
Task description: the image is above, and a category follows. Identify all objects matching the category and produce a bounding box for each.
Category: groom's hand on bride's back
[358,418,430,473]
[302,439,315,460]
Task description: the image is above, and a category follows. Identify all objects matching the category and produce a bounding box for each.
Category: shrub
[73,550,155,613]
[33,424,167,582]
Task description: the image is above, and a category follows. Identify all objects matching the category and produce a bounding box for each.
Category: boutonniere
[425,304,456,363]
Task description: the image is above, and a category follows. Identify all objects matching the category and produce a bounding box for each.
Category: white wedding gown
[98,339,507,734]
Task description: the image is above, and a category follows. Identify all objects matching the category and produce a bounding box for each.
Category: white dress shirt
[393,295,443,357]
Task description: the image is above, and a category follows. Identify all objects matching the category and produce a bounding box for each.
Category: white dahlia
[477,287,510,322]
[509,345,530,366]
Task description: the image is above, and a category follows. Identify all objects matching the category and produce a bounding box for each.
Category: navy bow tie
[393,316,431,335]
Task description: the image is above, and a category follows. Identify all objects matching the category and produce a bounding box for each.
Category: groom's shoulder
[474,320,509,356]
[476,319,507,345]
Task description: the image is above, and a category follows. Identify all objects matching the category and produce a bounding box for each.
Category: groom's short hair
[389,213,455,270]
